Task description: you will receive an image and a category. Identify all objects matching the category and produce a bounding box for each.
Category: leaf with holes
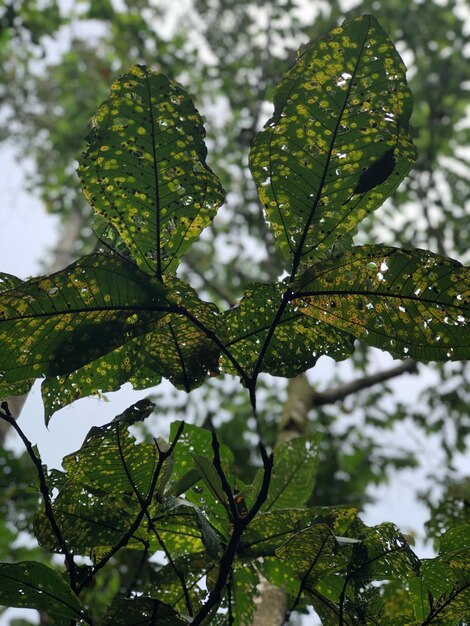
[292,246,470,361]
[79,65,224,278]
[250,15,416,274]
[409,526,470,624]
[221,282,354,378]
[42,274,222,421]
[169,422,235,538]
[104,596,191,625]
[0,255,223,419]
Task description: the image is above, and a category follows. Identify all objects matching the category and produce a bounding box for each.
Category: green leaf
[0,561,87,620]
[78,64,225,277]
[277,524,348,579]
[349,523,420,582]
[240,508,355,558]
[194,509,223,560]
[169,422,235,537]
[62,414,159,499]
[222,282,354,378]
[192,453,230,509]
[250,15,416,270]
[0,253,172,384]
[293,245,470,361]
[164,468,201,498]
[148,552,210,615]
[151,501,205,559]
[252,434,322,511]
[0,256,222,419]
[229,563,260,626]
[408,526,470,624]
[104,596,191,625]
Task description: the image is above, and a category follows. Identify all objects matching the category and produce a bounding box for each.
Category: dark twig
[0,402,79,594]
[114,424,194,615]
[190,389,274,626]
[211,432,240,522]
[78,421,185,592]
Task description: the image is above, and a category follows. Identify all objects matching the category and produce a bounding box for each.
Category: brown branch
[311,359,418,408]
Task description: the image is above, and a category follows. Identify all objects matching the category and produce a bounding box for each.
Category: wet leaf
[250,15,416,271]
[277,524,347,578]
[293,245,470,361]
[409,525,470,624]
[0,253,172,383]
[79,65,225,277]
[239,508,356,558]
[348,523,420,582]
[104,596,191,625]
[168,422,235,537]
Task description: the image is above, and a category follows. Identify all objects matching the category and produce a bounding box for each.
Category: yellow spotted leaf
[78,65,225,278]
[292,246,470,361]
[0,255,223,419]
[222,282,354,378]
[250,15,416,274]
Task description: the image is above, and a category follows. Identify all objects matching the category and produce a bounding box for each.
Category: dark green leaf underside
[0,253,171,386]
[0,561,87,619]
[250,14,416,270]
[293,245,470,361]
[79,65,225,277]
[222,282,354,378]
[41,274,222,420]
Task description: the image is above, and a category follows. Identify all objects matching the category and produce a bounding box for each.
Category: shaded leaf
[0,561,87,620]
[250,15,415,270]
[164,468,201,499]
[229,563,260,626]
[62,414,159,499]
[192,454,230,509]
[239,507,357,558]
[293,245,470,361]
[252,434,321,511]
[148,551,210,615]
[34,473,148,558]
[409,526,470,624]
[277,524,348,579]
[152,502,205,559]
[0,253,172,384]
[79,64,225,277]
[36,272,222,420]
[348,523,420,582]
[222,282,354,378]
[168,422,235,537]
[104,596,191,625]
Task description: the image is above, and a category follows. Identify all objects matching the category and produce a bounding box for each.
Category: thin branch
[190,391,273,626]
[0,402,79,594]
[211,432,240,522]
[78,421,185,592]
[311,359,418,407]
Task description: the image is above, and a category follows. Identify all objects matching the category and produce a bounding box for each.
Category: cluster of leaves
[1,400,469,624]
[0,13,469,624]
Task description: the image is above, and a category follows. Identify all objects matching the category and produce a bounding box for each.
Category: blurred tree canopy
[0,0,469,622]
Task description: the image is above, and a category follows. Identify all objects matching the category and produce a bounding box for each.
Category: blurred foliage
[0,1,469,622]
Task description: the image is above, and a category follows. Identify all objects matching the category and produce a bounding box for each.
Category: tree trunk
[250,374,312,626]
